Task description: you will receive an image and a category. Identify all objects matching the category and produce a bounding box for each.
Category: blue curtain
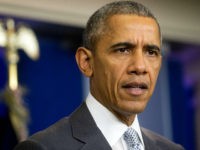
[168,59,195,150]
[18,24,84,135]
[0,17,84,149]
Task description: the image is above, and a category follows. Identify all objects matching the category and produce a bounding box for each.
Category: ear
[75,47,93,77]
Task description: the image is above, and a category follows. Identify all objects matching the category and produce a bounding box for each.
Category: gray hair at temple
[83,0,161,51]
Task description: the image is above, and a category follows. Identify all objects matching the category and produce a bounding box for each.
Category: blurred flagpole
[0,19,39,141]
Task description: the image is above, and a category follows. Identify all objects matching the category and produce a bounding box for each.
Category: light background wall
[0,0,199,44]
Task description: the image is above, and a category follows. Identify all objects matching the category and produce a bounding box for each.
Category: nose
[127,49,147,75]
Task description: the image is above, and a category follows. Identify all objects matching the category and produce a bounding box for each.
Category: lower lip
[124,87,146,96]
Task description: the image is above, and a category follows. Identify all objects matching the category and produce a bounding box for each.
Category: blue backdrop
[17,22,84,134]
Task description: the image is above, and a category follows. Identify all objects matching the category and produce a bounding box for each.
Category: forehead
[107,15,159,33]
[100,14,161,45]
[106,14,159,32]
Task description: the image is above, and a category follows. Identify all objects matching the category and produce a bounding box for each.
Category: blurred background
[0,0,199,150]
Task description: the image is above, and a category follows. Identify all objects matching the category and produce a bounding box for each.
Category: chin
[117,103,147,116]
[128,100,148,112]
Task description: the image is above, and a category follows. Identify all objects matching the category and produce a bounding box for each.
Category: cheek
[94,61,115,89]
[109,62,126,83]
[103,63,125,97]
[95,55,127,94]
[104,66,119,88]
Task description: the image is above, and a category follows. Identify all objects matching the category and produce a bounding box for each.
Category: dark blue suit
[14,103,184,150]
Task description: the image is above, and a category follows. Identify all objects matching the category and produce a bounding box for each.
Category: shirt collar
[85,92,144,147]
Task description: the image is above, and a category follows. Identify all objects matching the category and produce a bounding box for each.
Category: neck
[112,111,136,126]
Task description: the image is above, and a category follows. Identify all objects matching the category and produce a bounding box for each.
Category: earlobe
[75,47,93,77]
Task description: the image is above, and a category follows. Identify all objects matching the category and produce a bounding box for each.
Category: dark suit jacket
[14,103,184,150]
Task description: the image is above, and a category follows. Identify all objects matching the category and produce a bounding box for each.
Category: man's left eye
[145,45,161,57]
[147,49,157,55]
[146,49,160,56]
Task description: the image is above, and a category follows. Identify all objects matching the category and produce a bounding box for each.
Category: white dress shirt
[86,93,145,150]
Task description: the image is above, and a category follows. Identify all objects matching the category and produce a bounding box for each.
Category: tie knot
[124,128,141,150]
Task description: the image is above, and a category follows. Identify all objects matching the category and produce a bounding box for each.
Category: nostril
[129,70,147,75]
[128,63,147,75]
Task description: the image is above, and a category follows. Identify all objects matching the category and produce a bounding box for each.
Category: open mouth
[122,82,148,96]
[122,82,148,89]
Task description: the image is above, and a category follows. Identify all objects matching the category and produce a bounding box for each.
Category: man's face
[89,14,162,122]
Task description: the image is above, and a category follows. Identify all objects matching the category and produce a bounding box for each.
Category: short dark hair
[83,0,161,51]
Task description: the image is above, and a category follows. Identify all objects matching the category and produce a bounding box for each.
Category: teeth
[123,83,147,89]
[134,85,141,88]
[134,85,140,88]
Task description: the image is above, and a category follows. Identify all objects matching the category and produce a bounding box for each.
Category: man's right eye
[116,47,130,54]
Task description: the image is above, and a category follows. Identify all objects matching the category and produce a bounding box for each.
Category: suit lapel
[141,128,159,150]
[69,103,112,150]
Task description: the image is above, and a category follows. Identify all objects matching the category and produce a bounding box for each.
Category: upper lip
[121,81,148,89]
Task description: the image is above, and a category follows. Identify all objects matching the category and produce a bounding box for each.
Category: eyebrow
[110,42,160,52]
[109,42,135,49]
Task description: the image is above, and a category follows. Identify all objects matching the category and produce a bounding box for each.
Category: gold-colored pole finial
[0,18,39,141]
[6,19,19,90]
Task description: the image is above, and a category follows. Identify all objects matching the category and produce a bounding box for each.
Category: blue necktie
[124,128,142,150]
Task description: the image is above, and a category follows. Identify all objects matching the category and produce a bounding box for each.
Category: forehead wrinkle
[109,15,160,42]
[96,15,160,50]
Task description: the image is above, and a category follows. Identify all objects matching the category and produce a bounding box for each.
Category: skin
[76,14,162,126]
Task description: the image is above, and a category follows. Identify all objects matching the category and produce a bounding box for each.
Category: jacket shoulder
[30,117,70,139]
[141,128,185,150]
[14,117,83,150]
